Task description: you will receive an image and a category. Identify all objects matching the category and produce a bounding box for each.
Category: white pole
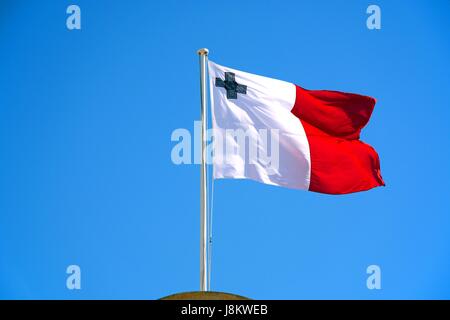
[197,48,209,292]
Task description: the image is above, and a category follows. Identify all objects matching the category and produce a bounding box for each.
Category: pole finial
[197,48,209,56]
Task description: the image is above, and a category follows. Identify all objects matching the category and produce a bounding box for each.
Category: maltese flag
[208,61,385,195]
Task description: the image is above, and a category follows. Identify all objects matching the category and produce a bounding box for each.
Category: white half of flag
[208,60,311,190]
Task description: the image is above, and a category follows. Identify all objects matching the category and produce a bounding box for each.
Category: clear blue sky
[0,0,449,299]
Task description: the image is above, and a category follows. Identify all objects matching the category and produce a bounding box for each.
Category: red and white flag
[208,61,385,194]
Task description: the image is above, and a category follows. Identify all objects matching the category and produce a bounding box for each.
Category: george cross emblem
[215,72,247,99]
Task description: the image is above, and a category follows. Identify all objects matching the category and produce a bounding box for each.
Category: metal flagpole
[197,48,209,292]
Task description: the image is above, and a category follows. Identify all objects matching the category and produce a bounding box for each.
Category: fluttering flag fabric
[208,61,384,194]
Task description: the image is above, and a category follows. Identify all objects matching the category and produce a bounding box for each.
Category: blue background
[0,0,449,299]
